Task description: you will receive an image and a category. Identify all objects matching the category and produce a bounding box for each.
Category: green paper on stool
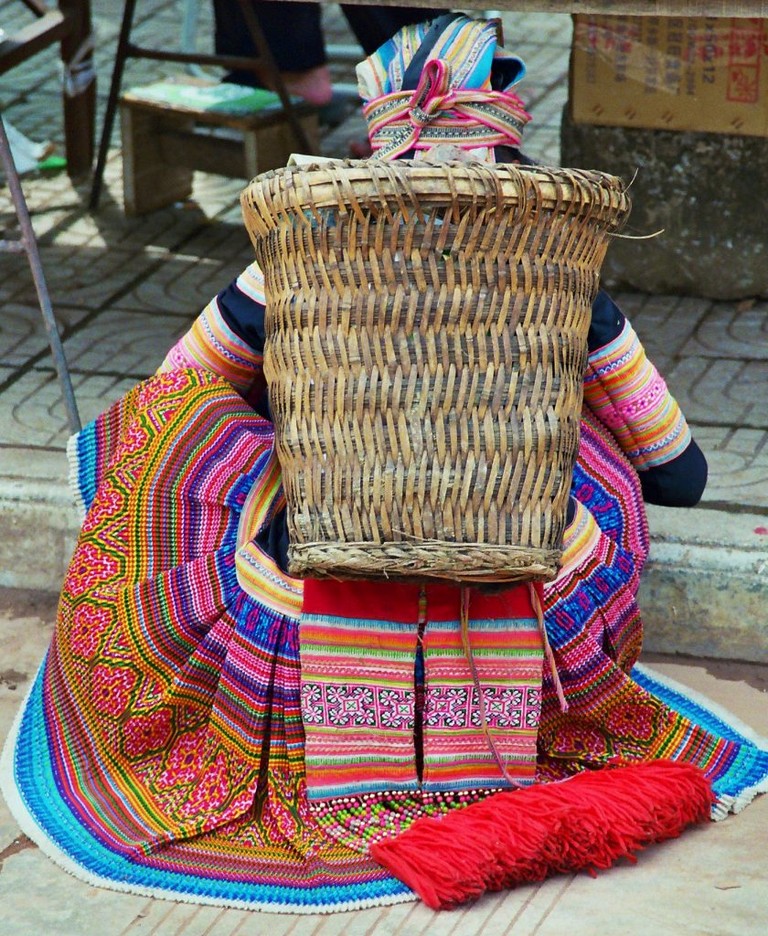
[125,79,294,117]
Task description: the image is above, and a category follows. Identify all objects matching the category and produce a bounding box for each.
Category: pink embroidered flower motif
[157,726,209,788]
[526,707,541,728]
[300,682,324,724]
[525,687,542,728]
[325,685,376,728]
[69,604,113,658]
[81,485,126,533]
[178,752,231,818]
[91,664,137,716]
[123,708,173,759]
[606,701,657,742]
[473,687,524,729]
[295,777,315,826]
[552,721,609,760]
[213,788,259,832]
[378,688,413,730]
[118,422,149,455]
[263,779,298,842]
[425,686,470,728]
[65,542,120,597]
[137,370,194,407]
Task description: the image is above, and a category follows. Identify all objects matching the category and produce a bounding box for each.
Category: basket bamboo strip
[241,160,630,583]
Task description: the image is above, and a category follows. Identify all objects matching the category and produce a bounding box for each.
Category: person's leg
[212,0,333,104]
[340,5,444,55]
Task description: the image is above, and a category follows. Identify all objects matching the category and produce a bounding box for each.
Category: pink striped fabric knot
[364,57,531,160]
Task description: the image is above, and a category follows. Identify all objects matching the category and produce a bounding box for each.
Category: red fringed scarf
[370,760,714,910]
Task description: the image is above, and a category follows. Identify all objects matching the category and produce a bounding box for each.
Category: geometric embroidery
[301,683,413,730]
[425,685,541,730]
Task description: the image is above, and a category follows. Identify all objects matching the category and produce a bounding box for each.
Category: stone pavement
[1,3,767,933]
[2,2,767,661]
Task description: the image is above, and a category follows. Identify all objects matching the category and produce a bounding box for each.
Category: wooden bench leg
[242,116,320,178]
[120,106,194,216]
[60,0,96,178]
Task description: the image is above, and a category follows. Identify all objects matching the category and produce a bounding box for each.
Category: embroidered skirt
[3,369,767,912]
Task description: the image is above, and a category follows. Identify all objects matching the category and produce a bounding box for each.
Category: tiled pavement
[2,2,767,646]
[2,2,766,486]
[1,3,767,934]
[1,2,767,621]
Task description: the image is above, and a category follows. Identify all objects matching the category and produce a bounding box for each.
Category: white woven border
[66,431,88,519]
[634,662,768,820]
[3,661,766,907]
[0,669,416,914]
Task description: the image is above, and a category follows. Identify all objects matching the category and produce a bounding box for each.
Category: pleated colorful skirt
[3,368,767,912]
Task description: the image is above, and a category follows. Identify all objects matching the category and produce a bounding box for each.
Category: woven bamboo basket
[241,160,630,583]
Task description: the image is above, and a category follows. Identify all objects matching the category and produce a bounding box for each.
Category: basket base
[288,542,562,584]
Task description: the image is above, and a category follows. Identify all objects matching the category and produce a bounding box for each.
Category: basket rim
[288,540,562,583]
[240,159,631,237]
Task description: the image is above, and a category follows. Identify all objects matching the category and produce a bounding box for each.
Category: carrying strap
[458,584,568,789]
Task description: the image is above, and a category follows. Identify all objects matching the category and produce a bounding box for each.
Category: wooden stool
[0,1,95,179]
[119,78,319,216]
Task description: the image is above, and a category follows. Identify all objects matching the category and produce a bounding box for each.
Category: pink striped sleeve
[583,319,691,470]
[158,269,264,396]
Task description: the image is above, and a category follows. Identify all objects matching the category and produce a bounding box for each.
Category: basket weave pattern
[242,162,630,582]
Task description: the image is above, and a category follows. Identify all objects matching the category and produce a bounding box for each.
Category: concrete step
[640,504,768,664]
[2,445,765,665]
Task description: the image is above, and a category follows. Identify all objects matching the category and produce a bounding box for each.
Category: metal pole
[0,114,81,433]
[59,0,96,178]
[89,0,137,210]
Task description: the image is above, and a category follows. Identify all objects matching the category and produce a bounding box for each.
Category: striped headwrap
[357,14,531,162]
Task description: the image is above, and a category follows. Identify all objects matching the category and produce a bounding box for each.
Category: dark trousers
[213,1,444,81]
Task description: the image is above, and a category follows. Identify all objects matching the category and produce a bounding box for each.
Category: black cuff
[588,289,625,353]
[216,280,267,355]
[639,439,708,507]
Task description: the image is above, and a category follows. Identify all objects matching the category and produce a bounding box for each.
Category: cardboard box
[570,15,768,136]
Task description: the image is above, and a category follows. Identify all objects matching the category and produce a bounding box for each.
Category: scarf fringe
[370,760,713,910]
